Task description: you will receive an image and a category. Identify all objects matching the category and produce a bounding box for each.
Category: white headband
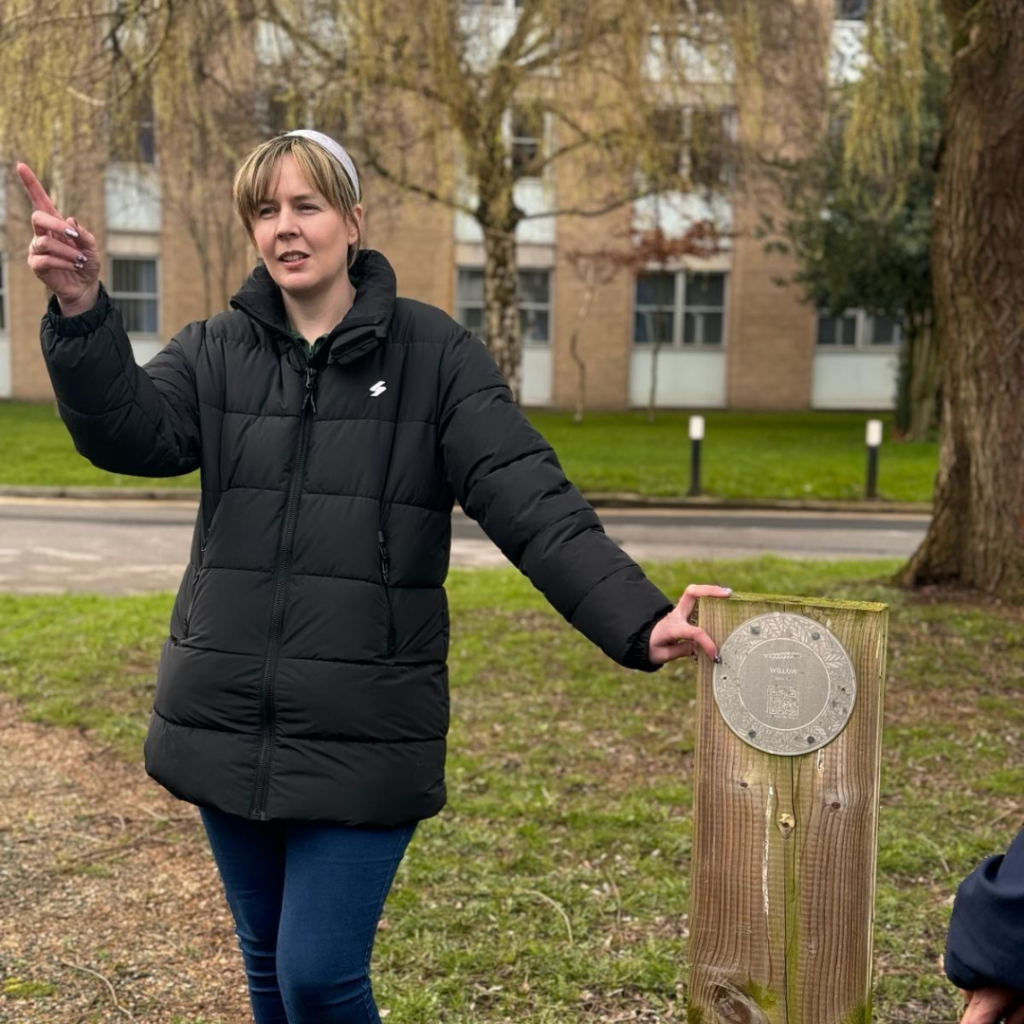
[285,129,361,202]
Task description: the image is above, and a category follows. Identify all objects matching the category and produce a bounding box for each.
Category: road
[0,497,928,595]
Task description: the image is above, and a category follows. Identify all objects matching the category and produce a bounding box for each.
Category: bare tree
[0,1,735,397]
[562,250,620,424]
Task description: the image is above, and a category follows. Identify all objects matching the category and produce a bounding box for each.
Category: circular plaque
[712,612,857,756]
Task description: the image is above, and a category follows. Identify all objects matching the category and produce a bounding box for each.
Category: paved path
[0,497,929,595]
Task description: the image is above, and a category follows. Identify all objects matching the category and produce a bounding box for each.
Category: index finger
[678,584,733,609]
[16,163,61,217]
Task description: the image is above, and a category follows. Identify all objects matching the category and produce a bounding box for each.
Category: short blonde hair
[233,134,362,268]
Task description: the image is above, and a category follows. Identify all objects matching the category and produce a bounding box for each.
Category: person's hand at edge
[17,162,100,316]
[647,584,732,666]
[959,986,1024,1024]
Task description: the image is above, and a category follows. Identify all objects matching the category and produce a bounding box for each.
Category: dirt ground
[0,695,250,1024]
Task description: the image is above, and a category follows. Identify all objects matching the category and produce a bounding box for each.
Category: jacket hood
[230,248,397,366]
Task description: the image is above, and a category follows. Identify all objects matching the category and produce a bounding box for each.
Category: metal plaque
[712,612,857,756]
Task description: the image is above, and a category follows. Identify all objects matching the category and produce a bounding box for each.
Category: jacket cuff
[944,945,987,992]
[44,284,111,338]
[623,608,671,673]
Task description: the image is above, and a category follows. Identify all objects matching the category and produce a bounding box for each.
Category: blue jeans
[199,806,417,1024]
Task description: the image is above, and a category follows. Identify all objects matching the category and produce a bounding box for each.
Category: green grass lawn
[0,402,936,501]
[530,410,937,502]
[1,557,1018,1022]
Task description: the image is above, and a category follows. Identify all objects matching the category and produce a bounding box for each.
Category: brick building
[0,1,897,410]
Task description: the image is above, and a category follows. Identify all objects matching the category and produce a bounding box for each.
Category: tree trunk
[483,224,522,401]
[893,321,914,437]
[570,262,597,425]
[647,335,662,425]
[895,312,940,441]
[907,314,939,440]
[896,0,1024,600]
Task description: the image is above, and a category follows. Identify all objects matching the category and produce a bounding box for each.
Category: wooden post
[688,592,888,1024]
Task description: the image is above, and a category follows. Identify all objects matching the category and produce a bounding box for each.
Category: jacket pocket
[378,529,396,659]
[181,542,208,640]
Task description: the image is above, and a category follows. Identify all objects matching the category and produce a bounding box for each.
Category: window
[258,86,296,137]
[688,108,733,190]
[518,270,550,342]
[869,315,902,345]
[456,267,551,343]
[510,104,546,180]
[683,272,725,345]
[110,257,159,334]
[645,106,735,190]
[634,271,726,347]
[817,310,858,346]
[0,253,6,332]
[110,92,156,164]
[816,309,901,348]
[834,0,870,19]
[649,108,686,184]
[634,273,675,345]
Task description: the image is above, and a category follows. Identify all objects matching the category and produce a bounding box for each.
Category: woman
[19,131,731,1024]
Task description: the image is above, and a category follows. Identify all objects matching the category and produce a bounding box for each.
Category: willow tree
[826,0,1024,598]
[764,0,947,441]
[896,0,1024,599]
[0,0,730,397]
[0,0,262,313]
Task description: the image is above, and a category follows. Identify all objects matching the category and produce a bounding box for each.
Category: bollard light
[689,415,705,497]
[865,418,883,499]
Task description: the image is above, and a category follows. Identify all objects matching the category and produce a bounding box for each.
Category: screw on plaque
[750,625,760,635]
[811,631,821,640]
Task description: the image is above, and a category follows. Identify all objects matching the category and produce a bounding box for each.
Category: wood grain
[688,593,887,1024]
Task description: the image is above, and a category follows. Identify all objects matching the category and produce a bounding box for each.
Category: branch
[361,149,479,219]
[521,183,689,222]
[59,960,137,1022]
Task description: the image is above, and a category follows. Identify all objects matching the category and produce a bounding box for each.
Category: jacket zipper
[250,364,319,821]
[375,343,408,662]
[378,529,396,660]
[181,541,207,640]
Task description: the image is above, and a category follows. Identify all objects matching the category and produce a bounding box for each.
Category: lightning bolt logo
[369,380,387,398]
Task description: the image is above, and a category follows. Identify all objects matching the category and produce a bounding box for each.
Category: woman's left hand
[647,584,733,667]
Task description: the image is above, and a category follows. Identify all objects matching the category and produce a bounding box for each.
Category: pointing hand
[17,162,100,316]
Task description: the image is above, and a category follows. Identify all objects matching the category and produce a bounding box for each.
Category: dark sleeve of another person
[945,827,1024,991]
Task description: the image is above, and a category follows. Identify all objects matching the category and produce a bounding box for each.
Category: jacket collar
[230,249,396,366]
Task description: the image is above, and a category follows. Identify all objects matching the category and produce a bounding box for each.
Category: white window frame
[633,270,728,349]
[455,266,553,345]
[108,255,160,339]
[816,308,902,350]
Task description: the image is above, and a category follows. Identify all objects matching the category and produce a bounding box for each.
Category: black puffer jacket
[40,249,674,826]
